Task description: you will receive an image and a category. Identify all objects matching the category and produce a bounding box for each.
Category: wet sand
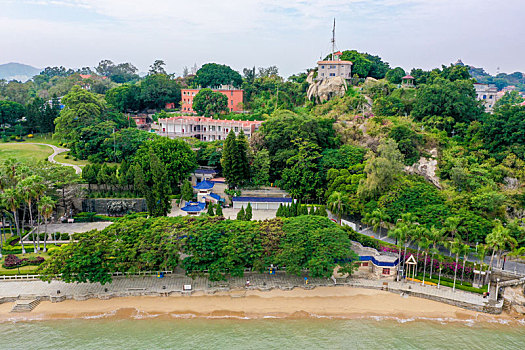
[0,286,514,322]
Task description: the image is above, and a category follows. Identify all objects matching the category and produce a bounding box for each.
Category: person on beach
[246,280,250,287]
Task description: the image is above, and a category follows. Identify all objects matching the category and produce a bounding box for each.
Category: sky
[1,0,524,77]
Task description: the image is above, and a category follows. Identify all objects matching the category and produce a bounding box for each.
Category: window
[218,126,221,132]
[329,73,335,76]
[483,95,487,99]
[234,127,239,132]
[321,73,325,76]
[489,95,493,99]
[321,65,325,69]
[231,91,233,96]
[382,268,390,275]
[361,262,368,267]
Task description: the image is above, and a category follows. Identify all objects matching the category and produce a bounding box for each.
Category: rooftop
[232,197,293,203]
[158,115,263,127]
[194,168,218,175]
[193,180,215,190]
[317,60,353,65]
[180,201,206,212]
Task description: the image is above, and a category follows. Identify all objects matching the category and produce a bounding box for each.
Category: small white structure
[232,197,293,210]
[352,241,399,279]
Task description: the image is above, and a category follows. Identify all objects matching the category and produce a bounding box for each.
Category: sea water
[1,317,524,349]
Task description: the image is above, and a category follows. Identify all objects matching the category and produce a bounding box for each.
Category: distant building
[474,83,499,113]
[316,51,353,81]
[127,113,153,130]
[166,86,244,113]
[157,115,262,141]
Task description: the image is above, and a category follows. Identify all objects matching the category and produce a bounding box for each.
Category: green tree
[192,88,228,117]
[357,139,404,199]
[140,74,181,109]
[237,206,245,221]
[412,78,484,133]
[215,204,223,217]
[339,50,372,78]
[221,130,250,188]
[0,100,25,134]
[251,149,270,186]
[133,137,197,192]
[195,63,243,88]
[385,67,406,84]
[1,188,25,254]
[207,204,215,216]
[281,140,323,202]
[245,203,253,221]
[38,195,55,253]
[180,180,194,202]
[327,191,348,223]
[54,86,105,143]
[148,153,171,217]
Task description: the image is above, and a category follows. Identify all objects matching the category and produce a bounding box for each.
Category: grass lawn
[22,134,62,146]
[0,143,53,162]
[54,152,91,166]
[0,252,50,276]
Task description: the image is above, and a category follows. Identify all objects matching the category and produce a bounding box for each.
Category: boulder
[405,148,442,189]
[307,76,348,103]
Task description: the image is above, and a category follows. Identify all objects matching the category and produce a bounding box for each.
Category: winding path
[28,143,82,174]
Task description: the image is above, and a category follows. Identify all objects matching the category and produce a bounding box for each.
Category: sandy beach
[0,286,512,322]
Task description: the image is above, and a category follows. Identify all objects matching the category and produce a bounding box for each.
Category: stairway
[10,299,41,313]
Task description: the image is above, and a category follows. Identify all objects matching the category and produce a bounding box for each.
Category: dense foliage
[39,215,358,283]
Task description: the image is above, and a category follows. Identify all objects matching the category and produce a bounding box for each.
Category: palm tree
[19,176,45,253]
[388,223,408,282]
[459,243,470,285]
[327,191,347,224]
[446,237,463,292]
[428,226,445,278]
[420,236,431,285]
[474,244,488,287]
[436,254,445,289]
[38,196,55,253]
[444,216,461,241]
[365,209,391,238]
[1,188,25,254]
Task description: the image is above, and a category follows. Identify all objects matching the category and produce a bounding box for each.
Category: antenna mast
[331,18,336,60]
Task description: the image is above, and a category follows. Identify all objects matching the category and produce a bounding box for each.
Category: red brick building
[166,88,244,113]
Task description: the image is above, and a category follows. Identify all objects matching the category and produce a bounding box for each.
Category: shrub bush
[2,254,45,269]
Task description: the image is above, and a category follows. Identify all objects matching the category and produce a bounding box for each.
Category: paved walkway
[27,143,82,174]
[0,273,499,312]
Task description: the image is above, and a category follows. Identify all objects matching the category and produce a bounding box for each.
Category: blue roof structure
[209,193,224,202]
[193,180,215,190]
[232,197,293,203]
[359,256,399,267]
[181,201,206,212]
[194,169,218,175]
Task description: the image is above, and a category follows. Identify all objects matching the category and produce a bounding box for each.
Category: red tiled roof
[334,51,343,55]
[402,75,415,79]
[317,60,353,64]
[158,116,262,127]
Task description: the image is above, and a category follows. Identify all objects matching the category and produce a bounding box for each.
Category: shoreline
[0,286,522,324]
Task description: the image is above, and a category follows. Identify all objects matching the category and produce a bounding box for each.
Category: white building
[316,51,353,81]
[157,115,262,141]
[474,83,499,113]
